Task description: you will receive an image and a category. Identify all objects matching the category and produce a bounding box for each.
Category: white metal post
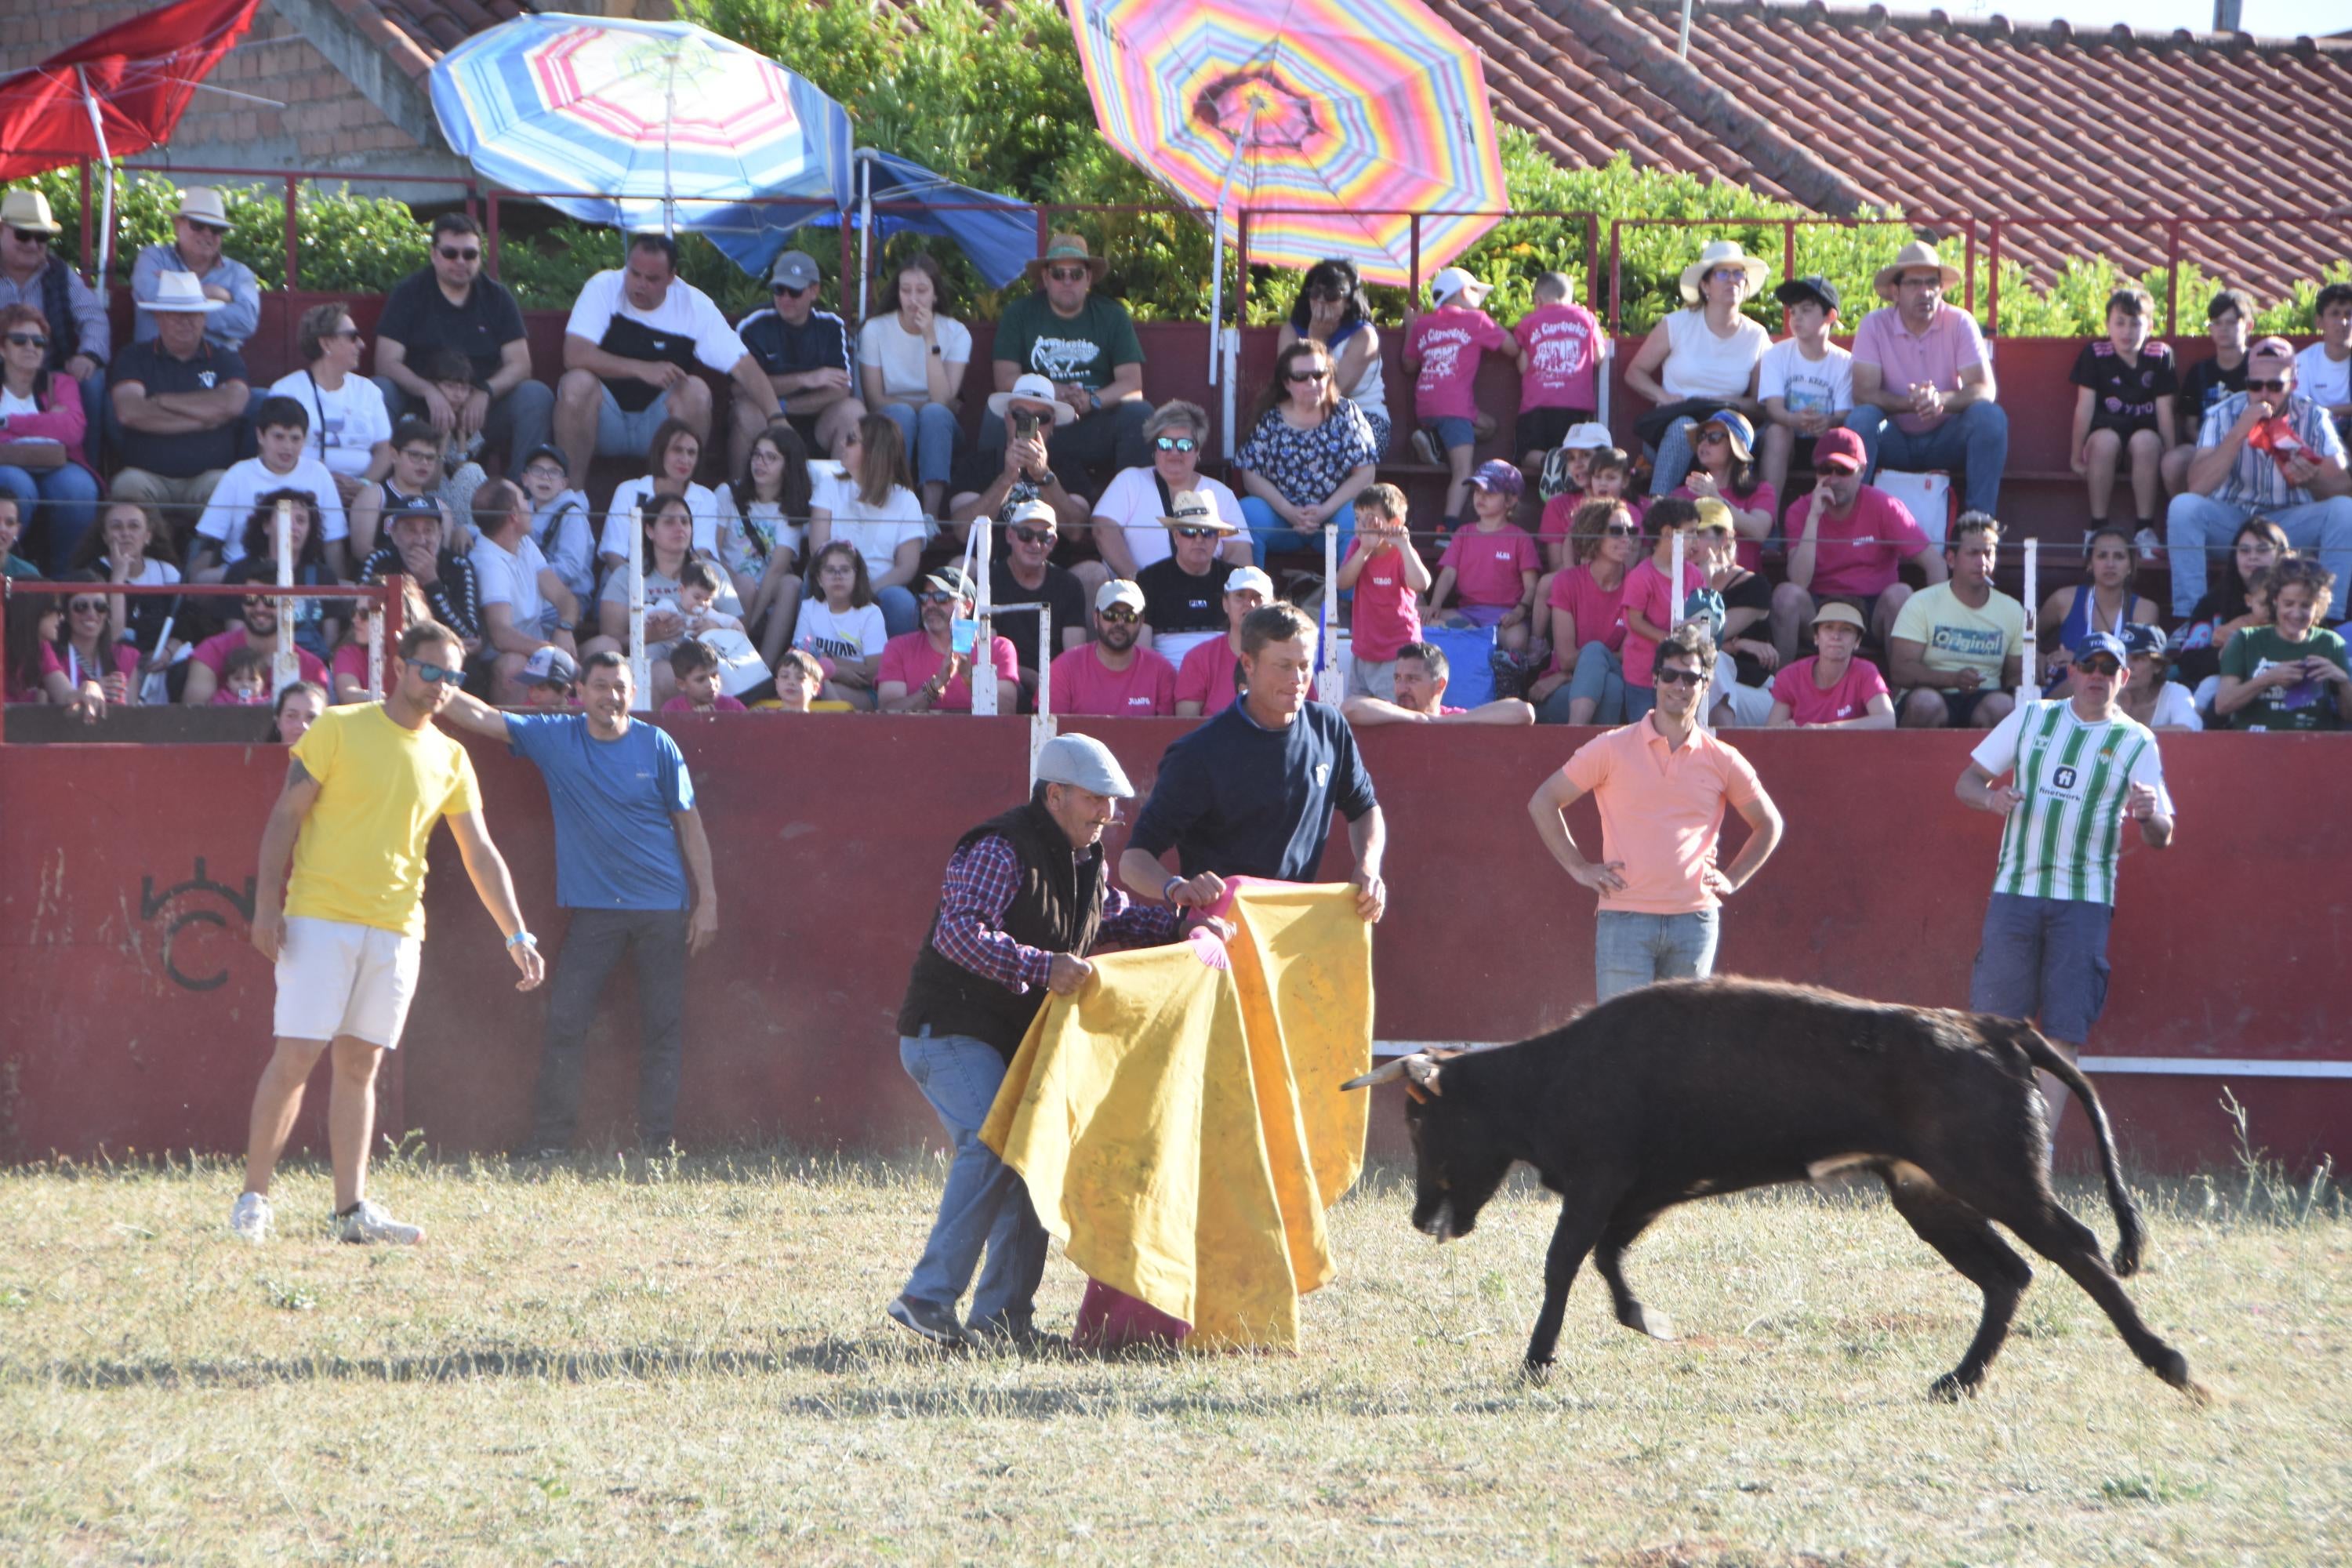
[1668,528,1686,629]
[628,500,650,709]
[1322,522,1341,695]
[273,499,299,696]
[366,593,384,699]
[971,517,996,716]
[2020,537,2040,697]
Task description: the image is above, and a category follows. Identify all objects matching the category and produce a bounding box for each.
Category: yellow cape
[980,880,1372,1349]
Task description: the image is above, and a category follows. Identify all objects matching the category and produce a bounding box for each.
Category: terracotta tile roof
[332,0,532,81]
[1461,0,2352,302]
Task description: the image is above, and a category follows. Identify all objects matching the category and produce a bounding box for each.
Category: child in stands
[1431,460,1541,658]
[1619,496,1709,721]
[213,642,271,705]
[1512,273,1601,482]
[1403,267,1524,535]
[1334,482,1428,701]
[662,637,747,713]
[2069,288,2177,553]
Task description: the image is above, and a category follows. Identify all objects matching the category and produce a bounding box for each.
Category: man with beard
[1049,579,1176,717]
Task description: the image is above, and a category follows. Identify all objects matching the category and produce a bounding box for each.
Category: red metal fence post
[1407,212,1421,303]
[485,192,502,280]
[283,174,299,289]
[1985,220,2001,336]
[2164,219,2183,336]
[1607,220,1623,332]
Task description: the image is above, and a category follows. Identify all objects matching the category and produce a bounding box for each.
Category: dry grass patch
[0,1150,2343,1565]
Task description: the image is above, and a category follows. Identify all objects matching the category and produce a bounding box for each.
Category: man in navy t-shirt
[438,651,719,1153]
[1120,601,1386,920]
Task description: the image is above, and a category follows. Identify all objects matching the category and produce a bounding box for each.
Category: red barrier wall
[2,723,2346,1172]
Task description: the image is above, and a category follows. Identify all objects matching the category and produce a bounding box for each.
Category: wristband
[1163,874,1185,902]
[506,931,537,949]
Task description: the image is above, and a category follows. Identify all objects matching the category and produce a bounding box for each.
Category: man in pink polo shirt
[1844,240,2009,516]
[1049,579,1177,717]
[1527,622,1784,1001]
[1768,426,1946,662]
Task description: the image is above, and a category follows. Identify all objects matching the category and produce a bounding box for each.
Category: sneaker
[1488,647,1530,702]
[885,1294,969,1348]
[1410,426,1442,466]
[334,1200,424,1246]
[228,1191,271,1243]
[967,1315,1069,1352]
[2134,525,2164,564]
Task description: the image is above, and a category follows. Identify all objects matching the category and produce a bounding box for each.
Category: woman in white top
[1624,239,1771,495]
[856,255,970,520]
[269,303,394,506]
[588,492,742,705]
[71,498,184,668]
[1087,401,1250,580]
[806,413,927,638]
[600,419,721,568]
[1276,258,1389,457]
[717,421,814,667]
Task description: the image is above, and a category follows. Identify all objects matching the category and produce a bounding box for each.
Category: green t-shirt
[993,292,1144,392]
[2,553,40,579]
[2218,625,2349,731]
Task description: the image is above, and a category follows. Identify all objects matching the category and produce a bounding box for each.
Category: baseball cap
[1225,565,1275,599]
[2072,631,2129,666]
[1813,427,1867,473]
[1004,499,1058,532]
[768,250,820,290]
[1468,459,1524,496]
[1562,423,1612,452]
[1035,733,1136,798]
[1428,266,1491,307]
[521,442,570,473]
[1095,579,1145,614]
[1773,274,1841,313]
[2118,622,2168,659]
[515,644,578,688]
[923,564,977,601]
[1811,601,1866,633]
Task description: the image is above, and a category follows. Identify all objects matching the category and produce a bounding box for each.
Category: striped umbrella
[1063,0,1508,288]
[428,14,853,272]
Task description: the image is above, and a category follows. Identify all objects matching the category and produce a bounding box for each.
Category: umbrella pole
[857,150,875,323]
[78,70,116,285]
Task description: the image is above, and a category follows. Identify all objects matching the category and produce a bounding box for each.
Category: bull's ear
[1341,1055,1420,1091]
[1403,1055,1443,1096]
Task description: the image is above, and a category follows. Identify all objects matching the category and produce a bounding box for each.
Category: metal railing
[1604,215,1983,331]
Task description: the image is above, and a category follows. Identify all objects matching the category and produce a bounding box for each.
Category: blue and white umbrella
[428,13,854,263]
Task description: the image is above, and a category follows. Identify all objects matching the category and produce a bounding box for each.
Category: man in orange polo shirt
[1527,621,1784,1000]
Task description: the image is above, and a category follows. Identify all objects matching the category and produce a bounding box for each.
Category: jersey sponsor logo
[1314,763,1331,788]
[1929,624,2005,659]
[1026,336,1103,382]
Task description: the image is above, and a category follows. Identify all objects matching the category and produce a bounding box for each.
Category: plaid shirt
[2198,391,2348,510]
[932,833,1179,993]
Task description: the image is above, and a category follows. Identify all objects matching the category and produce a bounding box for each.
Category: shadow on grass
[0,1345,799,1388]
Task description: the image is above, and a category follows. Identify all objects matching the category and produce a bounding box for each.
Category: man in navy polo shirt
[1119,601,1387,921]
[437,651,719,1154]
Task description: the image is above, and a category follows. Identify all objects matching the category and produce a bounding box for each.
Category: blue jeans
[1537,641,1626,724]
[880,401,959,489]
[898,1029,1049,1327]
[1239,494,1352,572]
[1595,909,1720,1002]
[2164,492,2352,618]
[1648,416,1704,496]
[1842,401,2010,516]
[0,460,100,573]
[529,907,689,1150]
[374,376,554,474]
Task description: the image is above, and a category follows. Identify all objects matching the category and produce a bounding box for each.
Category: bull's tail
[2016,1026,2147,1276]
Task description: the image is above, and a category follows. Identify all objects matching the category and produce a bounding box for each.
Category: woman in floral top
[1234,338,1381,569]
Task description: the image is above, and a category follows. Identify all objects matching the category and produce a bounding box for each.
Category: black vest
[601,314,699,414]
[896,800,1104,1061]
[38,262,81,369]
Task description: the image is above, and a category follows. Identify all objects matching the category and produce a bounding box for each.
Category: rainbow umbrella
[1062,0,1507,290]
[429,14,853,274]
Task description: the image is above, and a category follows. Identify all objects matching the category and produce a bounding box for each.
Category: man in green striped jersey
[1956,630,2173,1123]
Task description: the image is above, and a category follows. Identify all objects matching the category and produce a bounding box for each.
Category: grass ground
[0,1147,2343,1566]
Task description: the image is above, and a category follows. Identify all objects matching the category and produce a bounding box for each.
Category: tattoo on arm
[284,757,312,793]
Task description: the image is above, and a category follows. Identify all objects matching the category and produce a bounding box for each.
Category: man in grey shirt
[130,187,261,354]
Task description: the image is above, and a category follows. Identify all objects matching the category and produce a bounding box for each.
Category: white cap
[1004,499,1058,531]
[1095,578,1145,613]
[1035,733,1135,797]
[1428,266,1491,307]
[1225,565,1275,599]
[1563,422,1613,451]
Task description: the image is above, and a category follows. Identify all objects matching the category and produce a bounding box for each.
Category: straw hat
[1678,240,1769,305]
[0,190,60,235]
[1024,233,1109,284]
[1160,490,1237,532]
[985,372,1076,425]
[1872,241,1962,301]
[136,270,227,313]
[174,187,231,230]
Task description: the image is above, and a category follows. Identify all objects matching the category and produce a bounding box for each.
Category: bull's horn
[1340,1055,1421,1091]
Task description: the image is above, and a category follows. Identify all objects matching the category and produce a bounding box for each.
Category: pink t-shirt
[1438,524,1538,610]
[1544,565,1629,666]
[1668,479,1780,572]
[1512,303,1601,412]
[1345,538,1424,661]
[1619,557,1706,686]
[1407,304,1508,421]
[39,641,140,687]
[660,694,749,713]
[191,627,329,688]
[1174,635,1241,715]
[330,641,368,688]
[1784,485,1929,597]
[1771,655,1890,726]
[1050,643,1176,717]
[877,630,1019,713]
[1849,303,1988,435]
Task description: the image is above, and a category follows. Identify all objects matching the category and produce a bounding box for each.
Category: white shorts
[273,916,422,1049]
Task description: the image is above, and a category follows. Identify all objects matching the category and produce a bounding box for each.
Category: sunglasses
[4,332,47,350]
[2077,658,2123,677]
[406,659,459,684]
[2245,378,2289,392]
[1046,266,1091,282]
[1287,368,1330,383]
[1697,430,1730,445]
[1173,525,1219,540]
[920,590,962,604]
[773,280,815,296]
[1653,666,1708,688]
[436,245,481,262]
[1008,526,1054,546]
[67,599,107,615]
[329,326,363,341]
[1098,607,1139,624]
[839,432,863,447]
[1153,435,1199,454]
[8,227,51,245]
[1602,523,1637,537]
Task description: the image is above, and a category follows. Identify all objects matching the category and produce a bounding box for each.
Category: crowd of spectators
[3,187,2349,738]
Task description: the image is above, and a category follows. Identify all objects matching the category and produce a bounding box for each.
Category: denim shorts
[1423,416,1476,453]
[596,385,677,459]
[1969,892,2113,1044]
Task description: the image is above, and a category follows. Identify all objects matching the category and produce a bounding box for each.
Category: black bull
[1343,978,2201,1401]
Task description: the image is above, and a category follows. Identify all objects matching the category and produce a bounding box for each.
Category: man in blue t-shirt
[1120,601,1386,922]
[439,651,719,1154]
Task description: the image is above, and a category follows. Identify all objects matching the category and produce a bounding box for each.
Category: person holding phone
[947,372,1087,537]
[876,564,1019,714]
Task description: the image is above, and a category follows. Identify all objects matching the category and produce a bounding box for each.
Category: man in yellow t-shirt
[1887,511,2027,729]
[230,619,544,1247]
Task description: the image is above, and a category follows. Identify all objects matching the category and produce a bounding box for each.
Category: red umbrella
[0,0,262,180]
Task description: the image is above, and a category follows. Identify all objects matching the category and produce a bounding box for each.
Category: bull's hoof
[1521,1358,1555,1388]
[1623,1305,1677,1342]
[1928,1369,1983,1403]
